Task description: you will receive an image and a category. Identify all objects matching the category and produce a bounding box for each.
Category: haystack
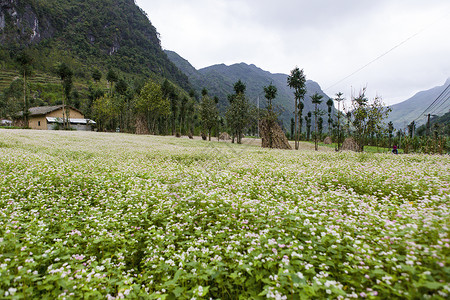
[323,136,332,144]
[135,117,149,135]
[259,119,292,150]
[341,137,359,151]
[219,132,231,140]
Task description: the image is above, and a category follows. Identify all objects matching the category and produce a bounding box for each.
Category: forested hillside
[0,0,189,89]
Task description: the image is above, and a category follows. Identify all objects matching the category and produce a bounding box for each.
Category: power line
[324,11,450,92]
[413,83,450,122]
[428,87,450,114]
[430,94,450,115]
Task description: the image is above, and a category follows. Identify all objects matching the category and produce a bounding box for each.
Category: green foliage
[135,81,170,134]
[200,93,218,141]
[226,90,251,144]
[287,67,307,149]
[264,84,277,116]
[350,88,391,152]
[311,92,324,151]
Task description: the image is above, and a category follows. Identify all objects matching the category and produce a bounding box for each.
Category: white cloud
[136,0,450,105]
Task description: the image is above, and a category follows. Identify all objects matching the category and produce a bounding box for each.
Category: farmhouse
[17,105,96,131]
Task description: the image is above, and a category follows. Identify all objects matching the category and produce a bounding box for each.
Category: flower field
[0,129,449,299]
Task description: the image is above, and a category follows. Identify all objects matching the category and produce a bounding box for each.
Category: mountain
[0,0,189,88]
[165,50,334,128]
[387,79,450,130]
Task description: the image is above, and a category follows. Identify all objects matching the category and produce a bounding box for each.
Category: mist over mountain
[387,78,450,130]
[165,50,333,127]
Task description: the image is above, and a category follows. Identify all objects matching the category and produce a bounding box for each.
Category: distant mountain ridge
[165,50,334,127]
[387,78,450,129]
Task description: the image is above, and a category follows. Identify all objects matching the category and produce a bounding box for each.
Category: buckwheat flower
[8,288,17,296]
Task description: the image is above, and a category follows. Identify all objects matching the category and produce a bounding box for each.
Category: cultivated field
[0,129,449,299]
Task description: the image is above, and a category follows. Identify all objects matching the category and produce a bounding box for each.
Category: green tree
[298,101,304,140]
[318,116,324,141]
[92,95,118,131]
[388,121,395,148]
[200,92,218,141]
[350,88,391,151]
[16,51,33,127]
[179,96,189,135]
[135,81,170,134]
[311,93,324,151]
[264,84,277,117]
[1,79,24,119]
[287,67,307,150]
[106,69,118,95]
[161,80,179,135]
[334,92,345,150]
[263,83,278,148]
[226,80,251,144]
[326,98,334,135]
[226,81,251,144]
[305,112,312,141]
[92,68,102,83]
[290,117,295,140]
[57,62,73,129]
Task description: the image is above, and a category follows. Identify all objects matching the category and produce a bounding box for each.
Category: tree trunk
[294,99,299,150]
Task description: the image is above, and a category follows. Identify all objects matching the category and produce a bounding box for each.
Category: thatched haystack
[259,119,292,150]
[324,136,332,144]
[341,137,359,151]
[219,132,231,140]
[135,117,149,135]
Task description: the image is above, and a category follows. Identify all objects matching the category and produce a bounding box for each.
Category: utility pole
[426,114,431,137]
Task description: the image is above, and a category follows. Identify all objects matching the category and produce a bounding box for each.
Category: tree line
[2,53,448,153]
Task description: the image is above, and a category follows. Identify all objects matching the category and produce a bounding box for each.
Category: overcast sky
[136,0,450,106]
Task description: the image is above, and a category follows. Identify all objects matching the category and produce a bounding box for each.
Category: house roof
[28,105,83,116]
[46,117,96,125]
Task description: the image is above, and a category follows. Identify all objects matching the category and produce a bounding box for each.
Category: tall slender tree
[57,62,73,129]
[287,67,307,150]
[311,92,324,151]
[334,92,345,151]
[106,69,118,95]
[326,98,333,135]
[200,89,218,141]
[305,112,312,141]
[227,80,250,144]
[263,83,277,148]
[16,51,33,127]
